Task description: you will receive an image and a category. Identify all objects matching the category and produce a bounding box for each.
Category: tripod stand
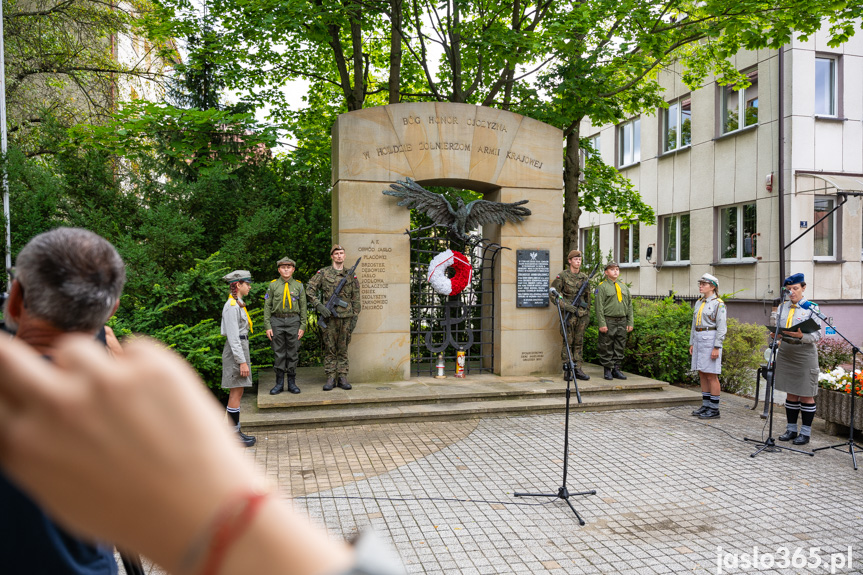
[514,291,596,524]
[744,292,814,458]
[812,322,863,469]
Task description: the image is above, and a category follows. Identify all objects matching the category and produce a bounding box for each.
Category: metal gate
[408,224,507,376]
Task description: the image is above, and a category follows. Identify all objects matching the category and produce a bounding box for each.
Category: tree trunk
[388,0,402,104]
[563,127,583,263]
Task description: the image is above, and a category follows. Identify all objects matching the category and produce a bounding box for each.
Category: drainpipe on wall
[777,45,786,284]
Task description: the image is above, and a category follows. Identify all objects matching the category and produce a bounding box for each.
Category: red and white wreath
[427,249,472,296]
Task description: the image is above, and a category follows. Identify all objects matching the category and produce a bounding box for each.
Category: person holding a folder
[774,273,822,446]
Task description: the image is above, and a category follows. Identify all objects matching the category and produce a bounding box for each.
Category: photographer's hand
[0,335,353,575]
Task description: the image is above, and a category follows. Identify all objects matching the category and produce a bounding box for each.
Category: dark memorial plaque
[516,249,550,307]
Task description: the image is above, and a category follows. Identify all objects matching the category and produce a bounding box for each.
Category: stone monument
[331,102,563,381]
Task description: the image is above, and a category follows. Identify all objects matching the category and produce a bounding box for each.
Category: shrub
[817,338,853,372]
[719,318,767,395]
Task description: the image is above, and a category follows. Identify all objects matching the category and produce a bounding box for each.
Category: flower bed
[817,367,863,430]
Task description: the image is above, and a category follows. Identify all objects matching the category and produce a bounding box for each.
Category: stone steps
[241,364,701,430]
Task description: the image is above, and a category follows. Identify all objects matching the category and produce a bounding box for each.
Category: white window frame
[662,213,690,264]
[720,70,758,134]
[618,118,641,167]
[581,226,600,266]
[815,55,838,117]
[617,223,640,266]
[718,203,757,262]
[662,97,692,152]
[813,196,836,261]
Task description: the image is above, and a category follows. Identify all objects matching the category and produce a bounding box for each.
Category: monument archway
[331,102,563,382]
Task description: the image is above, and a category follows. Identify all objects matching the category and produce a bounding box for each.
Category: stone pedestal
[331,102,563,382]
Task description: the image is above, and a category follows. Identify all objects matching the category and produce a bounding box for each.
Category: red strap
[198,491,269,575]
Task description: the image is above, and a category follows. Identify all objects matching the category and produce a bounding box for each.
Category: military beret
[698,273,719,288]
[605,261,619,270]
[277,257,296,268]
[331,244,345,254]
[223,270,252,283]
[783,272,805,286]
[567,250,582,260]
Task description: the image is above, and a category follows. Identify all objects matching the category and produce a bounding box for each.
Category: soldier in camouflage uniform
[263,257,308,395]
[551,249,591,380]
[306,245,362,391]
[595,261,633,380]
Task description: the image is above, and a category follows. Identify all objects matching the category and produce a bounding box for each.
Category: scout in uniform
[306,245,362,391]
[221,270,256,447]
[688,273,727,419]
[595,261,633,380]
[551,249,591,380]
[774,273,821,445]
[263,257,308,395]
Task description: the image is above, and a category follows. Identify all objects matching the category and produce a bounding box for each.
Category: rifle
[562,262,601,324]
[318,257,362,329]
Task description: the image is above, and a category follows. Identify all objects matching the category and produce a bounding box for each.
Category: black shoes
[611,367,627,380]
[287,376,300,394]
[699,408,720,419]
[269,371,284,395]
[691,406,708,416]
[778,430,798,442]
[238,430,256,447]
[792,434,810,446]
[323,376,336,391]
[603,367,613,380]
[337,375,352,390]
[574,368,590,381]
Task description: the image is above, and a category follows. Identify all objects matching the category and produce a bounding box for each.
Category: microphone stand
[812,319,863,469]
[744,291,814,458]
[514,290,596,524]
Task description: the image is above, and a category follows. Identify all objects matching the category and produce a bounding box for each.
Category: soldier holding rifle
[551,250,591,380]
[307,245,362,391]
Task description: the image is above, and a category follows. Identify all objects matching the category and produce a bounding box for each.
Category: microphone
[549,287,561,298]
[799,300,828,322]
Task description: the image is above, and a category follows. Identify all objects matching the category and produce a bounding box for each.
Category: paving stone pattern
[125,395,863,574]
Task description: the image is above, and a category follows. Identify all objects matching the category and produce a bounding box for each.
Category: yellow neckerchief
[599,280,623,303]
[228,295,254,333]
[786,302,797,328]
[282,279,292,310]
[696,299,707,327]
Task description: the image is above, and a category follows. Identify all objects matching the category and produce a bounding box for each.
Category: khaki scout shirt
[594,280,633,328]
[306,265,362,319]
[263,277,308,332]
[688,294,727,348]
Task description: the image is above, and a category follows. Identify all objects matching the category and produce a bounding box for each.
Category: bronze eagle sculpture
[383,178,531,241]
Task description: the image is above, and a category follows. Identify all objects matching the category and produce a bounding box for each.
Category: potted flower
[816,367,863,431]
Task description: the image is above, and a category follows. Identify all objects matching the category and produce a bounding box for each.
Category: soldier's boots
[238,429,257,447]
[611,366,627,380]
[323,376,336,391]
[691,406,709,417]
[269,370,285,395]
[603,367,613,380]
[287,375,300,394]
[574,367,590,381]
[337,375,352,390]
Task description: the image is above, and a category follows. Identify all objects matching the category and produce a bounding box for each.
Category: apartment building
[580,30,863,339]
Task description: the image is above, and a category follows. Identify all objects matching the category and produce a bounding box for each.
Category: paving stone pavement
[125,393,863,574]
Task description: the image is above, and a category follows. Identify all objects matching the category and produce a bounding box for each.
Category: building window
[719,203,757,261]
[721,71,758,134]
[663,97,692,152]
[618,223,640,265]
[662,214,690,263]
[586,134,600,159]
[618,118,640,166]
[815,56,837,116]
[814,197,835,259]
[581,226,600,266]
